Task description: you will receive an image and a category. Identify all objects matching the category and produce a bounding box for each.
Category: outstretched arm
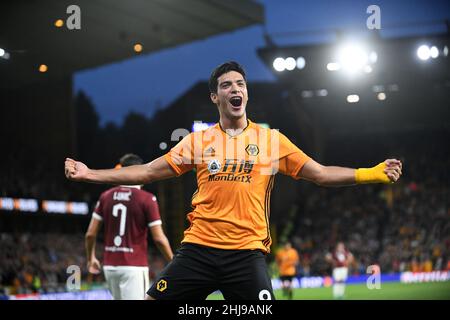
[298,158,402,187]
[65,155,176,185]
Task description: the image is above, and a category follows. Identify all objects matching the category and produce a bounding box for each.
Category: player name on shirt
[113,190,132,201]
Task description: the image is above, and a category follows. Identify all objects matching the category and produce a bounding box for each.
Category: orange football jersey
[164,120,310,253]
[276,248,300,276]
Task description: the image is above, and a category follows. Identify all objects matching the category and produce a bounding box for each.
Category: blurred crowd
[289,144,450,277]
[0,233,167,295]
[0,233,88,295]
[290,183,449,277]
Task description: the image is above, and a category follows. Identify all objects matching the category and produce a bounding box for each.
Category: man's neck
[219,115,248,132]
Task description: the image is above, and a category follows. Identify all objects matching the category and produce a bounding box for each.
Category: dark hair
[208,61,246,93]
[119,153,143,167]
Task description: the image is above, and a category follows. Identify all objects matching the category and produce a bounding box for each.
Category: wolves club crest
[245,144,259,156]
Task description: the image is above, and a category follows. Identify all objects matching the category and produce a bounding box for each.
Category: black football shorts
[146,243,274,300]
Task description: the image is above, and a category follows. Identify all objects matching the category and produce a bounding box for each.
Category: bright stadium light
[338,45,368,73]
[39,64,48,73]
[273,57,286,72]
[377,92,386,101]
[430,46,439,59]
[285,57,296,71]
[134,43,143,53]
[296,56,306,69]
[369,51,378,63]
[417,45,431,60]
[444,46,449,57]
[327,62,341,71]
[346,94,359,103]
[54,19,64,28]
[0,48,5,57]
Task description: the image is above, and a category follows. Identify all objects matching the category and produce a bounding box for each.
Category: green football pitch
[207,281,450,300]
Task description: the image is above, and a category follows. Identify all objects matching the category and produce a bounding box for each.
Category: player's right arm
[65,155,176,185]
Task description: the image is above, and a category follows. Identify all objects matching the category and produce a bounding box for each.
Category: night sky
[74,0,450,126]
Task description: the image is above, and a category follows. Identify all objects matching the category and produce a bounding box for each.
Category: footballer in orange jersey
[65,61,402,300]
[276,242,300,299]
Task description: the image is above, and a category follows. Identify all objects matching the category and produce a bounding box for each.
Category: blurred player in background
[275,241,299,300]
[326,242,354,299]
[66,61,402,300]
[84,153,173,300]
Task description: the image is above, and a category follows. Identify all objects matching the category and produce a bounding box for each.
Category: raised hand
[383,159,402,183]
[65,158,89,181]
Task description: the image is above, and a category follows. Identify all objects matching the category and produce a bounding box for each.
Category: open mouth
[229,96,242,107]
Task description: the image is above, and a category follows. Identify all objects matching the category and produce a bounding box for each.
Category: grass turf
[206,281,450,300]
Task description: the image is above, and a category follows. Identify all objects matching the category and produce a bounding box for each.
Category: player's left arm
[298,158,402,186]
[85,216,102,274]
[150,224,174,262]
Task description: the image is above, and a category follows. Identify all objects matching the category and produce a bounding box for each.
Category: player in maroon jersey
[85,154,173,300]
[325,242,354,299]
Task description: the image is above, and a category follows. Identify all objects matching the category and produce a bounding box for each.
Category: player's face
[211,71,248,120]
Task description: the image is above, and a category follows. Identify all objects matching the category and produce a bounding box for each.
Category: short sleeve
[274,131,311,179]
[164,133,196,176]
[145,193,162,227]
[92,194,104,221]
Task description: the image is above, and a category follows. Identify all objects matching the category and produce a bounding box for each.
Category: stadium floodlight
[285,57,296,71]
[0,48,4,57]
[346,94,359,103]
[430,46,439,59]
[369,51,378,64]
[273,57,286,72]
[417,45,431,60]
[338,44,369,73]
[39,64,48,73]
[364,65,373,73]
[296,56,306,69]
[134,43,143,53]
[327,62,341,71]
[54,19,64,28]
[444,46,448,57]
[377,92,386,101]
